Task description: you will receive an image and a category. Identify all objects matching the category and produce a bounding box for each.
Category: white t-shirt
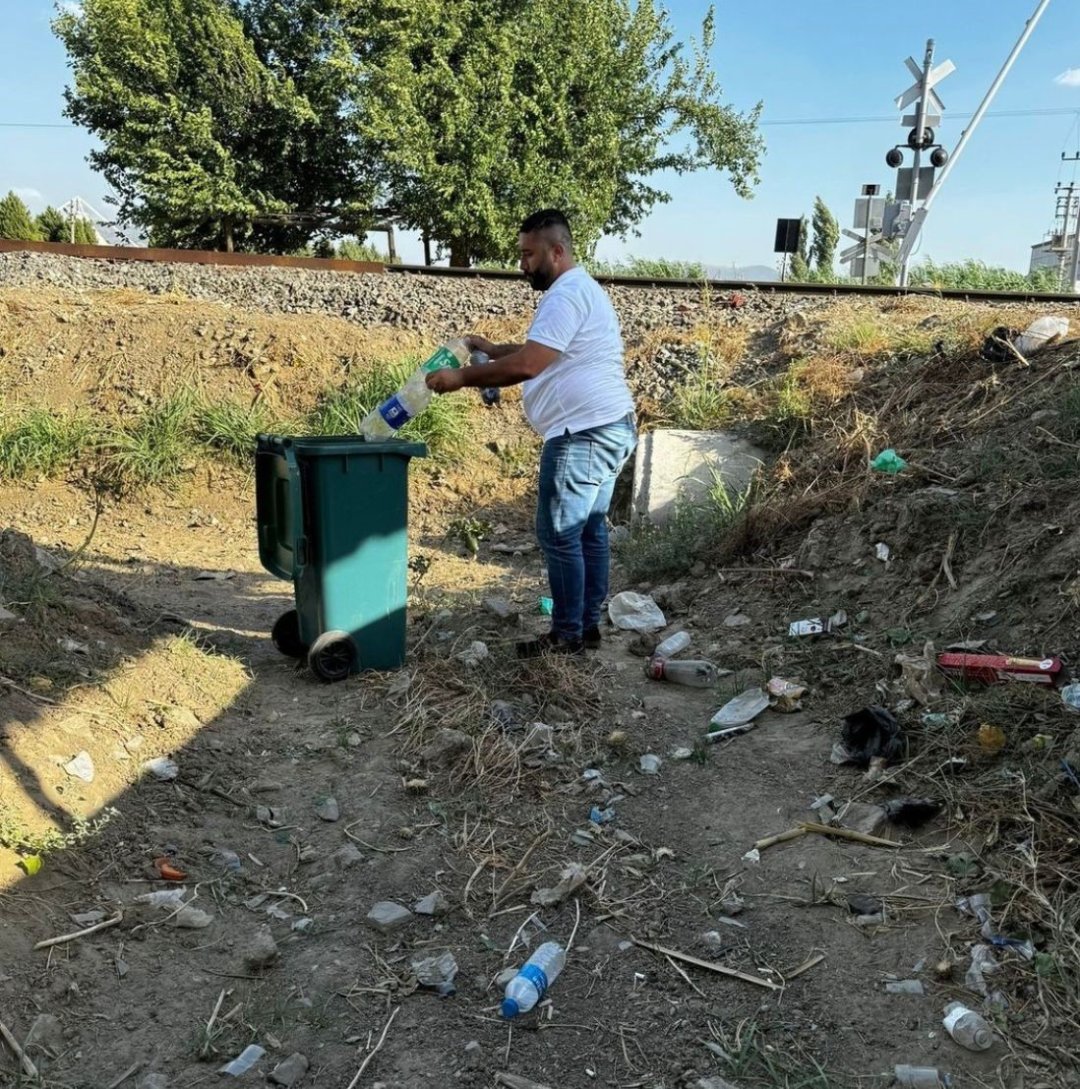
[522,266,635,440]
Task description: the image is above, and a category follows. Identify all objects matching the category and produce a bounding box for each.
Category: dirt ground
[2,284,1080,1089]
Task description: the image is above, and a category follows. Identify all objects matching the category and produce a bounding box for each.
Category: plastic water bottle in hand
[360,338,470,440]
[501,942,566,1018]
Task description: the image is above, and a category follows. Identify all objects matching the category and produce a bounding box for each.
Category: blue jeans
[536,414,637,641]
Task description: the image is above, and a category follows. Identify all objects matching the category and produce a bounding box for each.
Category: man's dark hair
[520,208,572,249]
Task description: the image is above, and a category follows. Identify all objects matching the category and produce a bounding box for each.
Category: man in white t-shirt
[427,209,637,657]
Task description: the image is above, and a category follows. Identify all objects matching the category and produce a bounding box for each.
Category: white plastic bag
[1014,316,1069,355]
[710,687,769,728]
[608,591,666,632]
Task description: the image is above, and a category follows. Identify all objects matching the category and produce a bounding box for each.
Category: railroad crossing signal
[896,55,955,124]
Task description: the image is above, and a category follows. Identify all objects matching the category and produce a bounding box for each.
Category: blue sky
[2,0,1079,271]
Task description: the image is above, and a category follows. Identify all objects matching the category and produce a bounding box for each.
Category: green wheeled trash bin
[255,434,427,682]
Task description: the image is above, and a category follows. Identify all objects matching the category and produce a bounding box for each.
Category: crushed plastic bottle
[652,631,691,659]
[1014,315,1069,355]
[1062,682,1080,712]
[501,941,566,1018]
[470,350,501,406]
[894,1065,953,1088]
[645,658,717,687]
[942,1002,995,1051]
[360,338,470,440]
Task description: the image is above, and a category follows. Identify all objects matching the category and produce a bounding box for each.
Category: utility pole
[1063,153,1080,291]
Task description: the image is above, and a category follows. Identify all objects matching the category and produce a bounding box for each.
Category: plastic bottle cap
[500,998,519,1019]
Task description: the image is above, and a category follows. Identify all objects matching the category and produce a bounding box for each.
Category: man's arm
[466,334,523,360]
[427,340,559,393]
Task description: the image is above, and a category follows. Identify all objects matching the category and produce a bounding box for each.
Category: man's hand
[465,334,496,355]
[426,367,467,394]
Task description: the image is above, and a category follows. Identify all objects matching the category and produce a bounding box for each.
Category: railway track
[3,239,1079,306]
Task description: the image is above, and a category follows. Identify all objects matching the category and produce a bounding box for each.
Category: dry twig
[631,937,781,991]
[34,911,123,950]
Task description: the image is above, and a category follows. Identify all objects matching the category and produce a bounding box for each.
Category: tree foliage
[0,192,42,241]
[810,195,839,277]
[36,206,98,244]
[54,0,326,251]
[56,0,762,260]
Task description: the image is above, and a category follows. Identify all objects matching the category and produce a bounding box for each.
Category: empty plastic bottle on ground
[646,658,717,687]
[501,942,566,1018]
[942,1002,994,1051]
[360,338,470,440]
[652,631,691,659]
[470,350,501,406]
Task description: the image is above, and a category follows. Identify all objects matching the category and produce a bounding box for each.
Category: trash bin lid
[257,434,427,459]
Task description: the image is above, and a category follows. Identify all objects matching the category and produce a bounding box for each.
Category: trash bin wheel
[308,630,357,683]
[272,609,307,658]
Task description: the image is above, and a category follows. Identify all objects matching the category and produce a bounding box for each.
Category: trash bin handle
[283,444,308,573]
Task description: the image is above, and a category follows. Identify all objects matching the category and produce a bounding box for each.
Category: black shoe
[516,632,585,660]
[583,625,602,650]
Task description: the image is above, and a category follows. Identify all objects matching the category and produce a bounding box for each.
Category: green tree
[0,192,42,240]
[810,195,839,278]
[352,1,763,265]
[36,206,99,243]
[789,214,811,280]
[54,0,321,251]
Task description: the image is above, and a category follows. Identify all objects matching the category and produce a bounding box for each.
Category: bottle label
[422,346,462,374]
[378,395,411,430]
[518,963,549,997]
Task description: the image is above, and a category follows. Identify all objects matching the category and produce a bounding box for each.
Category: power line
[759,106,1080,127]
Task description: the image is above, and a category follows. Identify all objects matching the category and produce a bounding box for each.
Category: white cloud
[57,1,84,15]
[13,188,45,209]
[1055,68,1080,88]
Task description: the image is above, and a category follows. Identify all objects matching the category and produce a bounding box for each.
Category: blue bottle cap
[500,998,519,1019]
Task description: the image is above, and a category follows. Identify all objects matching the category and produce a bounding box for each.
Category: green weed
[193,398,282,464]
[616,469,754,581]
[0,407,97,479]
[104,393,197,488]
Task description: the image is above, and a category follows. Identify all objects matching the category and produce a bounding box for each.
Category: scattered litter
[502,942,566,1017]
[69,909,107,927]
[172,905,214,929]
[136,888,186,908]
[671,746,694,761]
[767,677,806,712]
[653,630,691,657]
[839,802,887,836]
[194,570,234,581]
[895,642,943,706]
[414,890,449,917]
[724,612,751,628]
[875,542,891,563]
[871,448,907,474]
[921,712,955,729]
[646,657,718,687]
[742,848,761,864]
[894,1065,953,1088]
[314,796,340,822]
[937,651,1062,686]
[64,751,95,783]
[153,857,186,882]
[411,951,459,996]
[18,855,42,876]
[837,706,903,771]
[977,723,1007,754]
[846,893,883,916]
[942,1002,995,1051]
[1014,315,1069,355]
[291,917,314,933]
[537,596,553,615]
[532,864,587,907]
[964,944,1000,997]
[886,980,925,995]
[789,618,826,637]
[710,688,769,729]
[255,805,285,827]
[268,1053,309,1087]
[456,640,489,667]
[141,756,179,782]
[608,591,666,632]
[215,849,242,873]
[367,901,414,933]
[1061,683,1080,712]
[883,797,943,827]
[589,805,617,824]
[219,1044,265,1076]
[638,754,662,776]
[59,636,89,654]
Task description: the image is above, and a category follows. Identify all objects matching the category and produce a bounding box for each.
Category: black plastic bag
[841,706,904,767]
